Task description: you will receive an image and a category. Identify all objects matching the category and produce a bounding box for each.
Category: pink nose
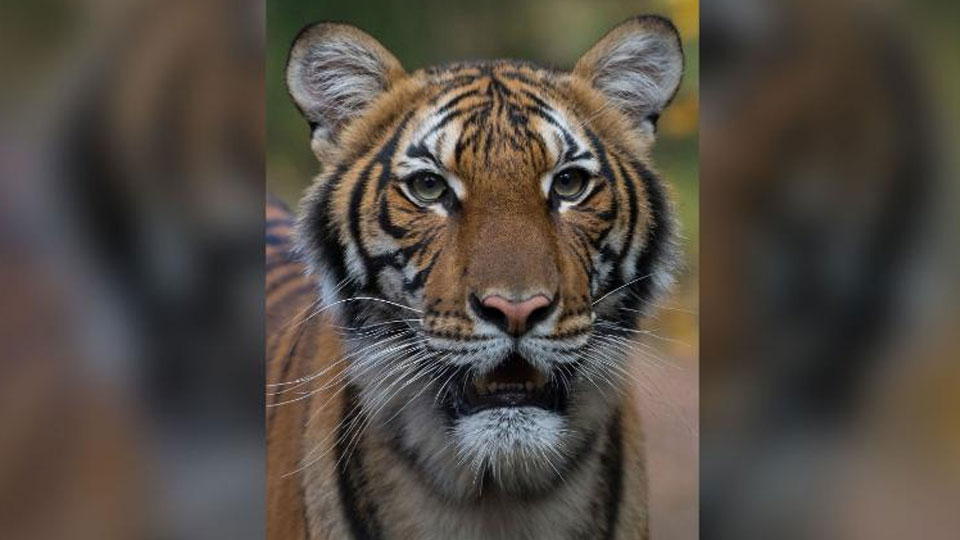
[479,294,553,336]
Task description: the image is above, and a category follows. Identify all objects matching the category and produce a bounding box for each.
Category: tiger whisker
[267,330,414,392]
[590,332,678,371]
[292,351,433,474]
[335,355,447,472]
[270,334,425,410]
[286,294,423,335]
[595,319,693,347]
[591,273,652,306]
[332,318,421,333]
[267,330,411,391]
[274,275,354,333]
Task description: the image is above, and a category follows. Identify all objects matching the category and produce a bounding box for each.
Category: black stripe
[404,141,442,169]
[583,128,626,296]
[561,138,585,163]
[527,104,561,129]
[267,283,316,325]
[426,102,490,138]
[266,267,305,294]
[614,159,640,270]
[498,70,539,87]
[378,193,408,239]
[404,248,441,292]
[578,181,607,208]
[601,411,624,540]
[348,113,413,286]
[436,88,480,113]
[434,73,481,93]
[305,163,350,293]
[569,226,596,277]
[398,236,430,261]
[266,217,294,229]
[336,386,384,540]
[266,252,296,271]
[598,245,618,263]
[566,150,594,163]
[584,128,615,184]
[624,159,671,312]
[265,233,288,246]
[519,89,556,114]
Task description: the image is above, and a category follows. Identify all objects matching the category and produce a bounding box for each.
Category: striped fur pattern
[269,15,683,540]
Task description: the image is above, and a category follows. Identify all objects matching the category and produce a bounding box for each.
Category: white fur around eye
[445,175,467,200]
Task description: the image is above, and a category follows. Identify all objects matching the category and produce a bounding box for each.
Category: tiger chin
[267,15,684,540]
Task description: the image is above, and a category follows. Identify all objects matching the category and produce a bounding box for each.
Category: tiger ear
[286,22,406,144]
[574,15,683,133]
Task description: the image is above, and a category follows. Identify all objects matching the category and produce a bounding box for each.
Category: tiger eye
[551,169,589,200]
[408,173,448,203]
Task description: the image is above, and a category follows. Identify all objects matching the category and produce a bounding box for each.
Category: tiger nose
[472,294,555,336]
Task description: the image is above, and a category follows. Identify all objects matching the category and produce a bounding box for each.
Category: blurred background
[266,1,700,539]
[701,0,960,538]
[0,1,265,539]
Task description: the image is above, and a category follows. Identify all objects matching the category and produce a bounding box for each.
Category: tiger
[267,15,685,540]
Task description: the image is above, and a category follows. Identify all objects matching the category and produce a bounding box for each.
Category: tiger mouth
[446,354,568,417]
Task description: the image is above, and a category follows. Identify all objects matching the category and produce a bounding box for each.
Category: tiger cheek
[421,244,469,336]
[560,269,589,329]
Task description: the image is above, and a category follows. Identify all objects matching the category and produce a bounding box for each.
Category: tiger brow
[564,148,594,163]
[405,141,443,170]
[551,124,594,168]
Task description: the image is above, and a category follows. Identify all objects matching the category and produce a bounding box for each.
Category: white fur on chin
[452,407,569,493]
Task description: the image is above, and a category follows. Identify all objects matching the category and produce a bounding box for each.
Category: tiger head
[288,16,683,499]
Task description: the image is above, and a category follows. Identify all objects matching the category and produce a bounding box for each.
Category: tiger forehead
[416,61,566,122]
[398,61,591,179]
[417,59,562,83]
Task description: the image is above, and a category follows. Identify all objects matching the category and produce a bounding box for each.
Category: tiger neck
[332,385,626,540]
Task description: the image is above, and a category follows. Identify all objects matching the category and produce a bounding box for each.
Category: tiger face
[288,17,682,499]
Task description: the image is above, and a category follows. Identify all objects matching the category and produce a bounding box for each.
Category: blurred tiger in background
[701,0,960,538]
[0,0,263,538]
[267,16,685,540]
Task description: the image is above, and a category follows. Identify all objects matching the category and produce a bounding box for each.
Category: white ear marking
[286,23,404,143]
[575,16,684,129]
